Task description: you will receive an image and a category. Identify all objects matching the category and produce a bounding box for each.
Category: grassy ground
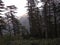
[0,36,60,45]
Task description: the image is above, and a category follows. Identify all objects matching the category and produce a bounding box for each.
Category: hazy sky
[2,0,43,17]
[3,0,27,17]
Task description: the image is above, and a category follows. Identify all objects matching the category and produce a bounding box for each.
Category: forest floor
[0,36,60,45]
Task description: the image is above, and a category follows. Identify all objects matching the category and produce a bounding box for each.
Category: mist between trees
[0,0,29,37]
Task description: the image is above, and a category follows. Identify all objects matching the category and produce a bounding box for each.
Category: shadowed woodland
[0,0,60,45]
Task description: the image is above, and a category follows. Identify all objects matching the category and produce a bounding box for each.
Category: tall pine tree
[27,0,42,38]
[0,0,5,36]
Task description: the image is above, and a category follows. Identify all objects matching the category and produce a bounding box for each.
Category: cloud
[3,0,27,17]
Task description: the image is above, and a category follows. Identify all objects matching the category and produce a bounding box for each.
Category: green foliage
[0,36,60,45]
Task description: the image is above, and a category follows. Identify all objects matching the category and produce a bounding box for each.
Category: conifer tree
[5,5,21,36]
[0,0,5,36]
[27,0,42,37]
